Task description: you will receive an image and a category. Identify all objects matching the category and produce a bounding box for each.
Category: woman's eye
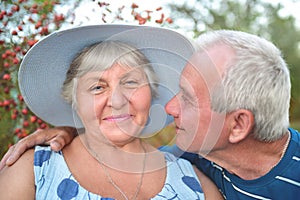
[125,80,138,85]
[123,80,139,88]
[90,85,104,94]
[93,86,103,90]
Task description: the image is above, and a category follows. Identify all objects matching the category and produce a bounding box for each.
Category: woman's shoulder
[1,148,35,173]
[0,148,35,199]
[1,149,34,173]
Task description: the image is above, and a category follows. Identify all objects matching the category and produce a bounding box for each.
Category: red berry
[18,95,24,101]
[22,108,28,115]
[4,87,10,94]
[17,25,23,31]
[30,115,37,123]
[14,128,21,134]
[15,46,21,52]
[12,30,18,35]
[166,17,173,24]
[32,4,38,9]
[23,120,29,127]
[3,100,10,106]
[35,21,42,29]
[1,53,7,59]
[27,40,37,47]
[3,74,11,80]
[11,113,17,120]
[11,5,20,12]
[40,123,47,129]
[131,3,139,9]
[17,133,22,138]
[13,58,19,64]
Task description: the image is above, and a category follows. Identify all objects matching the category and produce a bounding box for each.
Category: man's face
[165,45,235,154]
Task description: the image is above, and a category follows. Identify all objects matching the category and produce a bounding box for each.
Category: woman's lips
[103,114,132,122]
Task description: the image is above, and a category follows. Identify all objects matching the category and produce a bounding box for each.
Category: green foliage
[0,0,80,158]
[168,0,300,122]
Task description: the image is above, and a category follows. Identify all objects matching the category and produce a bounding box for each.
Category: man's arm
[0,126,76,170]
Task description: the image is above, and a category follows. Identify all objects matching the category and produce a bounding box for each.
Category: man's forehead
[179,46,230,94]
[192,44,235,74]
[192,45,233,74]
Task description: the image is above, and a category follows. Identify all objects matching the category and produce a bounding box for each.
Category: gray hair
[196,30,291,141]
[62,41,159,106]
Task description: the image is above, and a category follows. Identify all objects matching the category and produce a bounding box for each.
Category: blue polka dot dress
[34,146,205,199]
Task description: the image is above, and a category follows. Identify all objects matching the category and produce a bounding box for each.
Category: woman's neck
[78,133,165,173]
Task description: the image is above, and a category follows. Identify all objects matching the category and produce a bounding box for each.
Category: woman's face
[75,64,152,145]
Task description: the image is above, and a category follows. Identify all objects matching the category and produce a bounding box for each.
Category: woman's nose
[107,86,128,109]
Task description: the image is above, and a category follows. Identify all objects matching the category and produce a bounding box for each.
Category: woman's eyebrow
[121,70,144,79]
[82,76,107,87]
[85,77,103,82]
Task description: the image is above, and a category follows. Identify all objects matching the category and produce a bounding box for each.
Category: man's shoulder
[290,127,300,143]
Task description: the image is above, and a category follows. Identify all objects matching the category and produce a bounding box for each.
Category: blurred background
[1,0,300,159]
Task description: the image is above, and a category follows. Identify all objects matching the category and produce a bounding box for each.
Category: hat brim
[18,24,195,135]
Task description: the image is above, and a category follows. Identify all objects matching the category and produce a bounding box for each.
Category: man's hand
[0,126,77,170]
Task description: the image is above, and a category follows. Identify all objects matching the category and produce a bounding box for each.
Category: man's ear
[228,109,254,143]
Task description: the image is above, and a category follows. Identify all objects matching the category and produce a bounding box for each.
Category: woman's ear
[228,109,254,143]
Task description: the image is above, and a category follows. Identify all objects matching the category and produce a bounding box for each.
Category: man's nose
[165,95,180,118]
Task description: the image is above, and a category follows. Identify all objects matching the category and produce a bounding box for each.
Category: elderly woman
[0,25,223,199]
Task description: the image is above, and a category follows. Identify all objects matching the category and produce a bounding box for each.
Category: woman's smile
[103,114,133,122]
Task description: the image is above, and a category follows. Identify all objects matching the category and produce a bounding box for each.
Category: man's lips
[103,114,132,122]
[175,125,184,132]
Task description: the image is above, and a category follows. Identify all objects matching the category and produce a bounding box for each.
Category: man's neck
[204,132,290,180]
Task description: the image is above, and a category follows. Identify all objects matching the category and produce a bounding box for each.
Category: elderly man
[164,30,300,199]
[1,30,300,199]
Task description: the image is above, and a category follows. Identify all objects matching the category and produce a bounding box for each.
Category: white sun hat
[18,24,195,135]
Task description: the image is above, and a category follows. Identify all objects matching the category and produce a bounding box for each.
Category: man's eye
[181,94,189,102]
[181,93,194,104]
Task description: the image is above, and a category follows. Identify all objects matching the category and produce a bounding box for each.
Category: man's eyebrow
[179,86,189,96]
[180,85,195,98]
